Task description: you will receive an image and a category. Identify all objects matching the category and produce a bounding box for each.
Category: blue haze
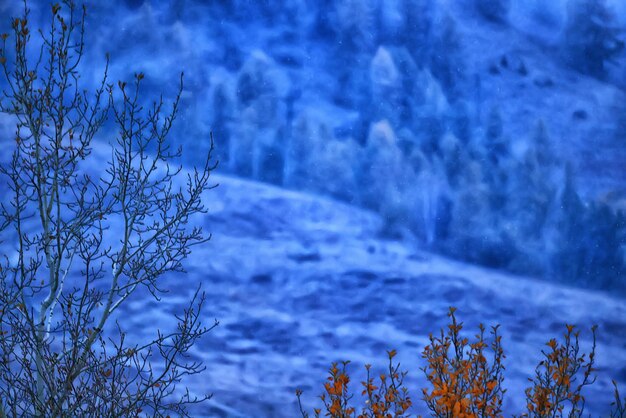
[1,0,626,416]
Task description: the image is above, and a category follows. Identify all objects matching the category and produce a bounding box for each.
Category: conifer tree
[508,122,558,241]
[401,0,433,65]
[563,0,624,78]
[430,14,465,102]
[335,0,375,55]
[475,0,511,23]
[481,107,511,212]
[580,203,625,289]
[552,164,587,282]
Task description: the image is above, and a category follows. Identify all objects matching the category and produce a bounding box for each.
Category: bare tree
[0,1,218,416]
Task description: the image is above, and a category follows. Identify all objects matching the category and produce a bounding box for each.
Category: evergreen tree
[529,0,563,27]
[412,69,449,156]
[311,138,361,202]
[281,0,308,42]
[387,47,420,127]
[430,14,465,102]
[550,162,625,289]
[481,107,511,212]
[230,107,257,177]
[234,51,288,183]
[311,0,337,39]
[335,0,376,55]
[528,120,557,169]
[408,158,449,246]
[359,120,404,212]
[563,0,624,78]
[508,121,559,240]
[447,160,515,268]
[285,109,357,195]
[449,100,473,145]
[475,0,511,23]
[551,164,587,282]
[209,73,236,166]
[332,0,376,110]
[580,203,625,289]
[369,47,402,125]
[376,0,403,44]
[400,0,433,66]
[439,133,465,189]
[484,107,506,160]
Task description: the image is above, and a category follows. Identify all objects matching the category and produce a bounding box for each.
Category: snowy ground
[447,0,626,200]
[114,173,626,417]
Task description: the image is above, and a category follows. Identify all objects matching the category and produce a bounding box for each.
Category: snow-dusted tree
[439,133,466,189]
[234,51,288,184]
[385,47,420,126]
[507,121,559,240]
[310,137,361,202]
[209,71,236,167]
[376,0,403,44]
[311,0,336,39]
[280,0,308,42]
[401,0,433,65]
[528,120,558,169]
[481,107,512,213]
[446,160,504,264]
[223,0,283,24]
[484,107,504,155]
[529,0,563,27]
[335,0,376,55]
[563,0,624,78]
[449,100,473,145]
[284,109,327,190]
[0,3,217,416]
[580,202,625,289]
[430,14,466,102]
[379,0,433,65]
[412,69,449,155]
[359,120,404,212]
[230,106,258,177]
[550,165,625,288]
[331,0,376,110]
[550,164,587,282]
[475,0,510,23]
[369,47,402,125]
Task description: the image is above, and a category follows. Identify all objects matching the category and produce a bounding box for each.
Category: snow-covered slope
[116,174,626,417]
[448,0,626,198]
[3,0,625,290]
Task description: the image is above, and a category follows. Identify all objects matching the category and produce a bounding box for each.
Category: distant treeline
[109,0,626,290]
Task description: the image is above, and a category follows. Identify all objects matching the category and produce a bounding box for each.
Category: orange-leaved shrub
[611,381,626,418]
[298,308,625,418]
[296,351,412,418]
[421,307,505,417]
[521,324,596,417]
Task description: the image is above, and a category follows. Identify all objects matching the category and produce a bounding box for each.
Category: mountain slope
[448,0,626,199]
[3,0,624,287]
[116,174,626,417]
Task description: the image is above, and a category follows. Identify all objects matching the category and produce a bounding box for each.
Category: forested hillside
[13,0,620,291]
